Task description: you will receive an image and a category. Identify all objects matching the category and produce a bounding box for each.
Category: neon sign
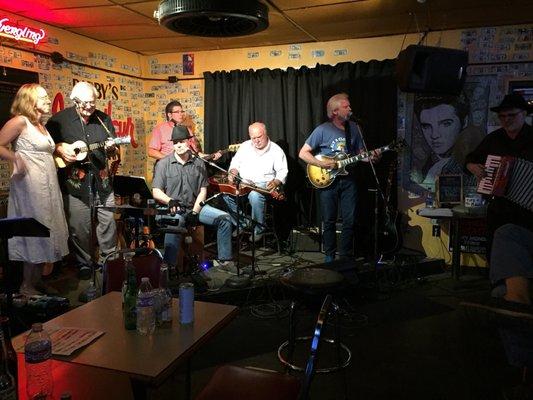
[0,17,45,45]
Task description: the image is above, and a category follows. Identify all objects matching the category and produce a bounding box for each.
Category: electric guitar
[202,143,240,161]
[54,136,131,168]
[306,139,406,189]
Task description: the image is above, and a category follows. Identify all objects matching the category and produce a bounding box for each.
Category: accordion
[477,155,533,211]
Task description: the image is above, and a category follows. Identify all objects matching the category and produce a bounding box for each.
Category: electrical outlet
[432,225,441,237]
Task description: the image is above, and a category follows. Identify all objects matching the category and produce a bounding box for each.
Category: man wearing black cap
[152,125,235,273]
[465,94,532,297]
[465,92,533,239]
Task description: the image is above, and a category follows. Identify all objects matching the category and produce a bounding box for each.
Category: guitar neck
[337,145,390,168]
[241,183,271,196]
[203,149,228,161]
[87,141,107,151]
[76,141,106,153]
[240,182,284,200]
[202,144,239,161]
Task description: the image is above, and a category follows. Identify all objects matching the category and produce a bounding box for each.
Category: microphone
[72,97,89,109]
[200,192,222,207]
[347,112,364,123]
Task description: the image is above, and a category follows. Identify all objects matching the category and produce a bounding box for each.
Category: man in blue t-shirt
[299,93,378,263]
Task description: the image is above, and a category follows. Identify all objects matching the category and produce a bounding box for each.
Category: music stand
[0,217,50,317]
[113,175,154,248]
[113,175,153,207]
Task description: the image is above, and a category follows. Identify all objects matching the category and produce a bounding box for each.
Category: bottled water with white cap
[136,277,155,335]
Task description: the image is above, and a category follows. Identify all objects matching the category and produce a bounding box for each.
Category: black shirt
[152,153,208,210]
[46,107,116,204]
[464,123,533,233]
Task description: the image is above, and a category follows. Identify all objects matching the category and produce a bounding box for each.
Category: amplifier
[292,227,321,252]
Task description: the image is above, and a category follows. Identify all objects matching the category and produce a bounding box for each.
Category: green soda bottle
[123,253,137,330]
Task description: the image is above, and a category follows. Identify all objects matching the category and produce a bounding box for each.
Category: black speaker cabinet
[396,45,468,95]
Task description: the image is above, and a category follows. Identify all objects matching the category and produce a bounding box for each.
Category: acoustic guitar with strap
[306,139,406,189]
[54,136,131,168]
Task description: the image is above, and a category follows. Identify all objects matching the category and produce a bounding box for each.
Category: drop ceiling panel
[109,0,158,4]
[0,0,112,12]
[123,1,160,19]
[6,5,150,28]
[271,0,365,10]
[71,23,175,42]
[108,36,218,53]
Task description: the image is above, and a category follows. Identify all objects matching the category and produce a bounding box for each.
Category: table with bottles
[12,292,239,400]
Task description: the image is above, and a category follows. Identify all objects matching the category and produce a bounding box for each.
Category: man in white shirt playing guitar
[225,122,288,242]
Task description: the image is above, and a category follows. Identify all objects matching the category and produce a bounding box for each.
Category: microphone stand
[74,107,100,301]
[353,120,387,273]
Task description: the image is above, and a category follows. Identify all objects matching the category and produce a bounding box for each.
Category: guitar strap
[96,114,116,139]
[96,114,121,176]
[344,121,352,155]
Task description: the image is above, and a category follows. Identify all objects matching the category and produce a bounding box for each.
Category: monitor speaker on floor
[396,45,468,95]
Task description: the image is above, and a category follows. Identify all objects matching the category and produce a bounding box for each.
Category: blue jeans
[319,177,357,259]
[223,183,267,235]
[156,204,232,267]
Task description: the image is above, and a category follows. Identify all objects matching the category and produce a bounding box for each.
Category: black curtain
[204,60,396,155]
[204,60,398,254]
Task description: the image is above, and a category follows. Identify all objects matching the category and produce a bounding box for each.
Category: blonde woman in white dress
[0,83,69,296]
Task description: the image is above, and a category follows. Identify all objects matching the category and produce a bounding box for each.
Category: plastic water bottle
[136,277,155,335]
[24,323,53,400]
[86,281,97,302]
[156,264,173,328]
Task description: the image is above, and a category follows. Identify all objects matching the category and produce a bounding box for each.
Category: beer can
[179,282,194,324]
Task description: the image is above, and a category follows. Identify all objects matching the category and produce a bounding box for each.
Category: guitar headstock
[388,138,408,152]
[114,136,131,145]
[227,143,241,152]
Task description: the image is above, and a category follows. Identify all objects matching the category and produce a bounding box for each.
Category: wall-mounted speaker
[396,45,468,95]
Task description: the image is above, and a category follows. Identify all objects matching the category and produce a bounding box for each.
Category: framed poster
[183,54,194,75]
[436,174,463,208]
